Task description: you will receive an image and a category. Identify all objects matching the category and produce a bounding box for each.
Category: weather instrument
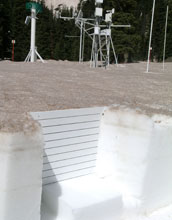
[91,0,130,67]
[56,0,130,68]
[25,2,44,63]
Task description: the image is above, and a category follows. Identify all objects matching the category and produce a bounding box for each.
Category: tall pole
[110,36,118,66]
[79,21,83,62]
[12,43,14,61]
[146,0,156,73]
[25,2,44,63]
[163,5,169,71]
[94,19,99,67]
[31,8,36,62]
[12,40,15,61]
[82,23,85,62]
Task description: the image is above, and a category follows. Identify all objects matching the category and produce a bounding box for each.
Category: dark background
[0,0,171,62]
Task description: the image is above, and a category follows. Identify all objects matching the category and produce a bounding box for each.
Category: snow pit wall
[95,107,172,214]
[0,126,44,220]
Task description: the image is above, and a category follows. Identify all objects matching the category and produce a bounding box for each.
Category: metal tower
[90,1,130,67]
[25,2,44,63]
[99,9,117,67]
[56,0,130,68]
[98,9,130,67]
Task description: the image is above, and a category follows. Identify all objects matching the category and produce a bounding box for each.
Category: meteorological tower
[25,1,44,63]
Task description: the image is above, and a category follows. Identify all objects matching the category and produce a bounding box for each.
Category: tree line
[0,0,172,62]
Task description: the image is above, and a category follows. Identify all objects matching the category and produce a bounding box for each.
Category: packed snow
[0,60,172,131]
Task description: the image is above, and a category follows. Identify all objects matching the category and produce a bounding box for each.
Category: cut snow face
[96,106,172,218]
[30,106,172,220]
[0,126,43,220]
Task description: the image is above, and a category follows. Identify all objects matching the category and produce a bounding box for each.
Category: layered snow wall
[0,121,44,220]
[96,107,172,216]
[1,107,172,220]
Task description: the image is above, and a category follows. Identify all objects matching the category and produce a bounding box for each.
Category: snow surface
[0,60,172,131]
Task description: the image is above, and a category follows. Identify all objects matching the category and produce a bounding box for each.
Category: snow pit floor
[123,204,172,220]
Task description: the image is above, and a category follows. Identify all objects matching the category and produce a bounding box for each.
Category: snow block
[96,106,172,214]
[41,175,123,220]
[0,128,44,220]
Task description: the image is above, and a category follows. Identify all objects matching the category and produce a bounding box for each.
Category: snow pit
[96,106,172,217]
[0,118,44,220]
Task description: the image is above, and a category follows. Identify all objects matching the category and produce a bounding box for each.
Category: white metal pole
[31,8,36,62]
[110,36,118,66]
[146,0,156,73]
[107,25,111,66]
[82,23,85,62]
[163,5,169,71]
[79,21,83,62]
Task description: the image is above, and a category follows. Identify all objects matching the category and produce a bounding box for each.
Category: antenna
[25,2,44,63]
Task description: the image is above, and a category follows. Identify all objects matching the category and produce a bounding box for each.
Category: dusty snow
[0,60,172,130]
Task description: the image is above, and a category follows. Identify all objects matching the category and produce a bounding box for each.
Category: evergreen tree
[0,2,3,59]
[36,3,53,59]
[0,0,11,59]
[103,0,141,62]
[165,0,172,59]
[137,0,153,60]
[152,0,167,61]
[0,0,171,62]
[10,0,30,61]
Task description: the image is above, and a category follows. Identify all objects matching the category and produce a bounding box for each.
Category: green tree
[10,0,30,61]
[1,0,171,62]
[152,0,167,61]
[0,2,3,59]
[165,0,172,59]
[105,0,141,62]
[0,0,11,59]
